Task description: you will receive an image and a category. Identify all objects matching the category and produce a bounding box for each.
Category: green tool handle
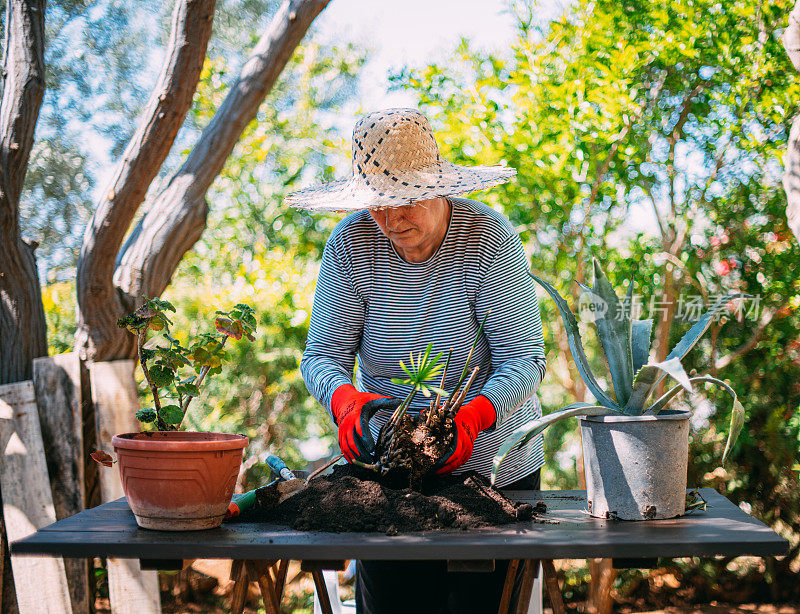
[225,490,258,518]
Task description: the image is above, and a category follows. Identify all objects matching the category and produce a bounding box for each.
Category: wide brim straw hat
[284,108,516,212]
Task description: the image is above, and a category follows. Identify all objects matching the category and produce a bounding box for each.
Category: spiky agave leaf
[643,375,744,465]
[631,318,653,372]
[635,293,749,401]
[624,357,693,414]
[667,293,749,362]
[574,259,635,406]
[529,272,618,409]
[491,402,621,484]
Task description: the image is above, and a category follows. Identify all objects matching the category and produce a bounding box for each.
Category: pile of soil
[242,463,544,533]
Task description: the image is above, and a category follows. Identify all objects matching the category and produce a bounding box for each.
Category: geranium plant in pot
[92,298,256,530]
[492,259,746,521]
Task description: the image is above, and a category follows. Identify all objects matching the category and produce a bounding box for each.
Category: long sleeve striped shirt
[300,197,546,487]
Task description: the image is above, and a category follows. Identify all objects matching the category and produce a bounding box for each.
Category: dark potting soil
[241,463,538,533]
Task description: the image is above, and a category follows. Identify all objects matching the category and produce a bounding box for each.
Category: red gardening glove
[434,395,497,475]
[331,384,401,464]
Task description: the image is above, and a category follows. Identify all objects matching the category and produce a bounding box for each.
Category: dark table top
[11,489,788,561]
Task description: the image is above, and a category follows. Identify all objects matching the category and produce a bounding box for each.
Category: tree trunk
[0,2,47,607]
[783,0,800,243]
[0,0,47,385]
[111,0,332,356]
[76,0,331,363]
[75,0,218,363]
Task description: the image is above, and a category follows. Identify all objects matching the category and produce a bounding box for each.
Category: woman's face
[369,197,451,263]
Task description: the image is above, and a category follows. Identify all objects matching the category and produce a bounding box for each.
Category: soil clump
[243,463,538,533]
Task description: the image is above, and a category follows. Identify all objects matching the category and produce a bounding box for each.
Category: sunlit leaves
[118,297,258,431]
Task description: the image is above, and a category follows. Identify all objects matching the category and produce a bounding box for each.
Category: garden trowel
[225,455,308,518]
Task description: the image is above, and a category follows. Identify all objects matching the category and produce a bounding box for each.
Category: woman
[287,108,547,614]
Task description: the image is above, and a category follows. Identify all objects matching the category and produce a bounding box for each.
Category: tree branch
[587,69,667,207]
[711,304,781,373]
[783,113,800,243]
[112,0,331,335]
[666,80,706,220]
[75,0,217,362]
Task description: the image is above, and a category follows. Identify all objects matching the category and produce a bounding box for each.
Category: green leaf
[631,319,653,372]
[176,383,200,396]
[666,293,748,363]
[624,358,693,414]
[579,259,634,405]
[643,375,744,465]
[160,404,184,426]
[457,311,490,386]
[215,317,244,340]
[529,271,618,408]
[135,408,157,423]
[491,403,619,484]
[626,292,752,411]
[148,364,175,387]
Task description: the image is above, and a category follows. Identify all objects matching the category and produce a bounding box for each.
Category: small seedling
[354,312,489,488]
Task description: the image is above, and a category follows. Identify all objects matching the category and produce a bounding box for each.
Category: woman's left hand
[434,395,497,475]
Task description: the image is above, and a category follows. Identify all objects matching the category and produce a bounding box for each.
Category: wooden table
[11,489,788,614]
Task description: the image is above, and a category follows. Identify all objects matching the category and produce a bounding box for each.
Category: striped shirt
[300,197,547,487]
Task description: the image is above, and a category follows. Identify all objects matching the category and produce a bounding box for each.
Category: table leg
[498,559,521,614]
[310,569,335,614]
[254,565,281,614]
[542,560,566,614]
[229,560,248,614]
[275,559,289,598]
[515,559,540,614]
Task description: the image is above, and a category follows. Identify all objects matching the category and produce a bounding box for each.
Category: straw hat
[284,108,516,211]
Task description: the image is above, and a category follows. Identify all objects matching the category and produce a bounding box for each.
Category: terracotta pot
[112,431,248,531]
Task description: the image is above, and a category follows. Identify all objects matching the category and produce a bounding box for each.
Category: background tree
[0,1,47,609]
[0,0,47,386]
[74,0,333,364]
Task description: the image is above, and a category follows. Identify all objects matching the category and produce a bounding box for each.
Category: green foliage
[391,344,446,398]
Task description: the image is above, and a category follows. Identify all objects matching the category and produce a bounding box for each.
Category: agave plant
[491,259,747,484]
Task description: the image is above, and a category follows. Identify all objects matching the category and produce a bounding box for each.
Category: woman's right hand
[331,384,400,463]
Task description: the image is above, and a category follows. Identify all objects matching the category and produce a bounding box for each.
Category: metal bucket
[580,410,691,520]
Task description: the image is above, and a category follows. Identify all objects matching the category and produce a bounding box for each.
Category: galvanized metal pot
[580,410,691,520]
